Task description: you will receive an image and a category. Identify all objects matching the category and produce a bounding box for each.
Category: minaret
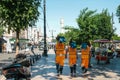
[60,18,65,33]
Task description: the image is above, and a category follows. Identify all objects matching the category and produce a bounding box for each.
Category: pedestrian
[91,46,95,57]
[31,44,35,55]
[54,36,66,76]
[88,42,92,68]
[106,47,112,64]
[81,42,91,73]
[67,39,77,77]
[113,50,118,58]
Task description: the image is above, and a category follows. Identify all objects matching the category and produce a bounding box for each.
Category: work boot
[70,73,73,77]
[73,73,76,77]
[57,72,60,76]
[81,66,87,73]
[89,64,92,68]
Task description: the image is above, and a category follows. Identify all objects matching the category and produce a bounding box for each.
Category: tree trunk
[15,30,20,56]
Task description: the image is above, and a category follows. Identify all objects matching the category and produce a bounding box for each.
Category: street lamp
[42,0,48,57]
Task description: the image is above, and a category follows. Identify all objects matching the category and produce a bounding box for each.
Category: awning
[93,39,110,43]
[10,38,29,42]
[112,40,120,43]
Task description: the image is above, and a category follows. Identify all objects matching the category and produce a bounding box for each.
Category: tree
[57,8,115,46]
[116,5,120,23]
[0,25,4,37]
[57,26,80,48]
[0,0,41,55]
[112,34,120,40]
[76,8,114,42]
[76,8,96,42]
[94,9,114,40]
[63,26,80,44]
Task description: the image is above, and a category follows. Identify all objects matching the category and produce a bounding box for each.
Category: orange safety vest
[68,47,77,66]
[81,46,90,69]
[55,42,65,66]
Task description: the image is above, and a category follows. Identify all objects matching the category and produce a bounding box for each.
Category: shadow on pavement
[30,53,120,79]
[31,54,57,80]
[84,57,120,79]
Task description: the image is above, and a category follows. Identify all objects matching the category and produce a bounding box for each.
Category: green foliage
[59,8,115,46]
[0,25,4,36]
[0,0,41,54]
[57,26,80,45]
[94,9,114,40]
[112,34,120,40]
[0,0,41,32]
[77,8,114,42]
[76,8,97,42]
[116,5,120,23]
[64,26,79,42]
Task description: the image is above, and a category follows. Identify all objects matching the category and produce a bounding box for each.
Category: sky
[36,0,120,38]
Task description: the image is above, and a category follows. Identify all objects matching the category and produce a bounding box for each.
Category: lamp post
[42,0,48,57]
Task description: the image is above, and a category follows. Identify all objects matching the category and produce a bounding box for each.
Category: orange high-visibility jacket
[81,46,90,69]
[55,42,65,66]
[68,47,77,66]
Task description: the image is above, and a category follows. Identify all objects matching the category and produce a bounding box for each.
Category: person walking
[81,42,91,73]
[31,44,35,55]
[54,36,66,76]
[91,46,95,57]
[67,39,77,77]
[106,47,112,64]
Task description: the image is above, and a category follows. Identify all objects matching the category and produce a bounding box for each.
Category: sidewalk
[0,48,42,61]
[0,48,42,73]
[31,49,120,80]
[0,49,120,80]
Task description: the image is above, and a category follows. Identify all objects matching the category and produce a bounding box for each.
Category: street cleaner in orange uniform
[81,42,90,73]
[54,36,66,76]
[68,39,77,77]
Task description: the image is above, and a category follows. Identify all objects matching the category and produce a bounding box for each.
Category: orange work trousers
[56,54,65,66]
[69,55,77,66]
[81,54,90,69]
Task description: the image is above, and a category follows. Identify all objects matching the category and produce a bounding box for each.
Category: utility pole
[42,0,48,57]
[112,12,114,25]
[49,30,55,42]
